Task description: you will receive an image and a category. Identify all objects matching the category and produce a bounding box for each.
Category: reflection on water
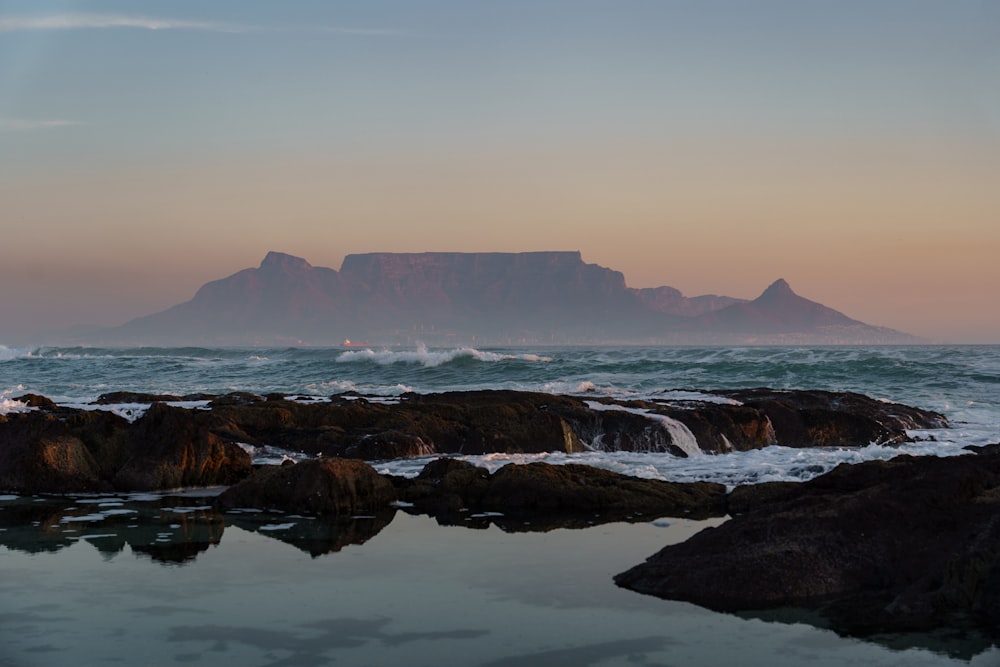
[0,492,997,666]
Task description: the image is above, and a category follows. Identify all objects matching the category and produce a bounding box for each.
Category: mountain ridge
[97,251,918,346]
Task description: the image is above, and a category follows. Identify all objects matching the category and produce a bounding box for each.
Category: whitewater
[1,344,997,487]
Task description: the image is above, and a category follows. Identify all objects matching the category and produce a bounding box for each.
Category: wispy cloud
[0,13,398,36]
[0,13,248,34]
[0,117,81,132]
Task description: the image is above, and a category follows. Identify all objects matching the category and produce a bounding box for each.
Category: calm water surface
[1,491,997,667]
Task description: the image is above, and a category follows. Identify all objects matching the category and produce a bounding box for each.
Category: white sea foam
[239,443,312,466]
[305,380,415,396]
[651,390,743,406]
[0,387,33,415]
[0,397,30,415]
[58,400,213,423]
[374,433,974,489]
[584,400,702,456]
[0,345,35,362]
[60,508,138,523]
[541,380,605,394]
[258,522,297,531]
[161,505,213,514]
[336,344,551,368]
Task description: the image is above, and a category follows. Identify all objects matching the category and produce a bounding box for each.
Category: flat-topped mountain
[100,251,916,345]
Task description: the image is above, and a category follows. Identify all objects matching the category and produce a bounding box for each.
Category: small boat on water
[342,339,370,348]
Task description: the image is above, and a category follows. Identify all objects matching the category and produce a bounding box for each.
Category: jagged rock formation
[94,251,915,345]
[0,389,946,494]
[0,402,252,494]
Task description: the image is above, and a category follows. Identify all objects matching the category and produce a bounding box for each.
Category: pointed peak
[260,251,312,271]
[759,278,795,298]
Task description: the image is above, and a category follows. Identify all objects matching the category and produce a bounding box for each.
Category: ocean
[1,344,998,666]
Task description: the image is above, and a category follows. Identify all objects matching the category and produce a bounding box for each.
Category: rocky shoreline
[4,388,998,642]
[0,388,945,495]
[615,447,1000,640]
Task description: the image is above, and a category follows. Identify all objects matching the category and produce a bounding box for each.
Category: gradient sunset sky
[2,0,998,343]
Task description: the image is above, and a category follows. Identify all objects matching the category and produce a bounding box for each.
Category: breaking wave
[0,345,35,362]
[336,344,551,368]
[0,387,30,415]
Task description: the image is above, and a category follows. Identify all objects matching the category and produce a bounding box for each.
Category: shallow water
[1,492,997,667]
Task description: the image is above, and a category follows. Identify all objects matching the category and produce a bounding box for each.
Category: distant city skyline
[1,1,997,343]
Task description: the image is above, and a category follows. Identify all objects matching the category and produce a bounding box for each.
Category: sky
[1,0,998,343]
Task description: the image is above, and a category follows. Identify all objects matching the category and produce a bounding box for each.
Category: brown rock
[0,412,106,493]
[114,403,252,491]
[12,394,58,409]
[394,457,492,512]
[344,430,435,459]
[715,389,947,447]
[214,458,396,516]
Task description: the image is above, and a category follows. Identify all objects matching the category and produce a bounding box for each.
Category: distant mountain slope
[683,279,915,344]
[692,278,860,332]
[632,285,745,317]
[97,252,917,346]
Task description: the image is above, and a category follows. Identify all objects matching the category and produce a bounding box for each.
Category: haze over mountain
[95,251,917,346]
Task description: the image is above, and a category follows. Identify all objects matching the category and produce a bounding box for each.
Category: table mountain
[95,251,916,345]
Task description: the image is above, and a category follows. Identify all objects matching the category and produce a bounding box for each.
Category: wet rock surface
[391,458,727,522]
[1,388,947,493]
[214,458,398,516]
[114,403,253,491]
[711,388,949,447]
[615,448,1000,638]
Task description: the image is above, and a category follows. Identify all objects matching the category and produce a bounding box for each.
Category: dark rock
[0,389,952,494]
[725,481,801,515]
[208,392,263,407]
[214,458,396,516]
[12,393,58,409]
[392,458,728,523]
[482,462,727,519]
[206,391,588,458]
[395,458,492,513]
[0,411,119,493]
[93,391,184,405]
[401,391,587,455]
[965,442,1000,456]
[713,388,947,448]
[344,430,435,459]
[113,403,252,491]
[615,452,1000,637]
